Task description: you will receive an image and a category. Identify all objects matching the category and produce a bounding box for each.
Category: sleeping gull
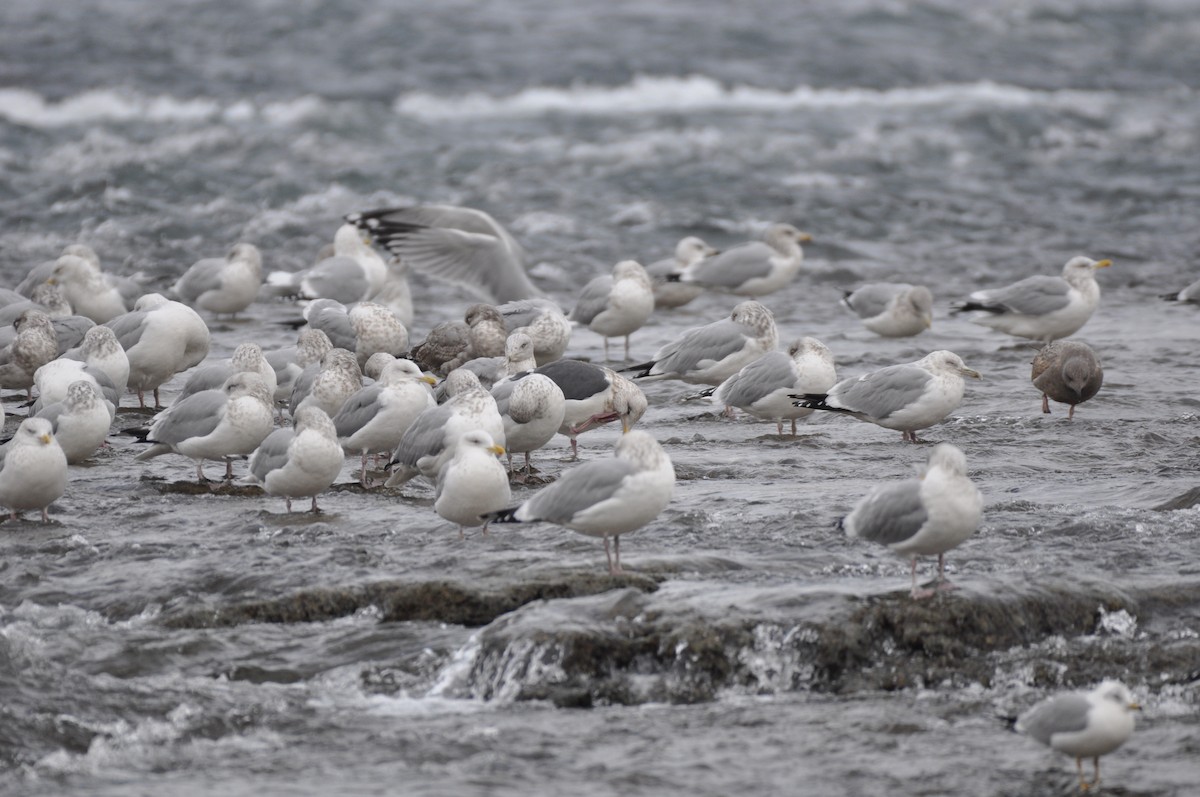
[58,325,130,395]
[483,430,675,574]
[701,336,837,437]
[384,369,505,488]
[46,253,127,323]
[793,350,981,442]
[135,372,275,482]
[533,359,647,459]
[32,353,121,414]
[434,429,511,539]
[347,204,542,303]
[172,243,263,317]
[569,260,655,361]
[289,347,362,419]
[249,406,344,513]
[667,224,810,297]
[952,256,1111,342]
[645,236,720,309]
[624,300,777,385]
[1016,680,1139,793]
[34,380,111,464]
[840,442,982,598]
[0,309,59,398]
[105,293,211,408]
[333,359,436,485]
[1030,340,1103,419]
[498,298,571,366]
[841,283,933,337]
[0,417,68,523]
[266,223,388,304]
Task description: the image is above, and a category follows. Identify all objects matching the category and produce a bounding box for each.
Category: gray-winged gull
[645,236,720,309]
[59,324,129,395]
[840,442,982,598]
[534,359,647,459]
[1030,340,1103,419]
[625,300,777,385]
[334,359,436,485]
[569,260,655,361]
[105,293,211,408]
[34,380,111,464]
[135,372,275,482]
[483,430,675,574]
[0,417,68,523]
[668,224,810,297]
[498,298,571,366]
[249,406,344,513]
[265,328,332,409]
[172,242,263,317]
[47,253,127,324]
[704,336,837,437]
[434,429,511,538]
[794,350,981,442]
[841,283,933,338]
[1016,680,1139,793]
[177,342,277,402]
[491,337,566,475]
[266,223,388,304]
[347,204,542,303]
[952,256,1111,342]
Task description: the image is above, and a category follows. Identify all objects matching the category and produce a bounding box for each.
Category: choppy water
[2,0,1200,794]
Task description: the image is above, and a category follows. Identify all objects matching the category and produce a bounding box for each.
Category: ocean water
[1,1,1199,795]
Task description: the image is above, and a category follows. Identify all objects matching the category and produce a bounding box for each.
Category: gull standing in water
[569,260,655,361]
[0,417,68,523]
[1030,340,1103,419]
[250,406,345,513]
[434,430,511,539]
[625,300,777,386]
[483,431,674,574]
[172,242,263,318]
[334,359,436,486]
[841,283,933,337]
[840,443,982,598]
[952,256,1111,342]
[793,350,980,442]
[645,236,719,309]
[533,359,647,459]
[667,224,810,297]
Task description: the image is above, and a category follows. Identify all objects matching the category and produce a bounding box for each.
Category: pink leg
[603,536,615,574]
[624,335,631,361]
[285,497,293,512]
[935,553,958,592]
[910,557,935,599]
[1042,393,1050,414]
[791,418,797,436]
[360,451,370,485]
[41,507,50,524]
[1068,404,1076,421]
[310,495,321,513]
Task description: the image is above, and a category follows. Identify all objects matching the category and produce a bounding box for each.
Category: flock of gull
[0,204,1141,789]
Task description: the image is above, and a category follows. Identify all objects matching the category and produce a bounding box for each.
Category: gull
[702,337,837,437]
[498,298,571,366]
[1031,340,1103,419]
[952,256,1111,342]
[569,260,655,361]
[347,204,541,303]
[793,350,981,442]
[348,301,409,368]
[624,300,777,385]
[0,309,60,398]
[667,224,810,297]
[266,223,388,304]
[0,417,68,523]
[288,347,362,419]
[1017,680,1140,793]
[841,283,934,337]
[645,236,720,309]
[490,335,566,474]
[265,328,332,409]
[46,253,128,323]
[483,431,675,574]
[434,430,511,539]
[105,294,211,408]
[31,355,121,415]
[0,283,72,326]
[439,329,539,399]
[249,406,345,513]
[384,369,505,488]
[177,342,278,402]
[333,359,436,485]
[134,372,275,482]
[534,359,647,459]
[34,380,112,464]
[840,443,982,598]
[172,242,263,317]
[59,324,130,395]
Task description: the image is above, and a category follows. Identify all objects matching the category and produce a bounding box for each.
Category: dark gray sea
[2,1,1199,794]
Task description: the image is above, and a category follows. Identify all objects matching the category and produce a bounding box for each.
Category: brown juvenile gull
[1016,680,1139,793]
[840,442,982,599]
[569,260,655,361]
[667,223,810,297]
[1030,340,1103,420]
[793,350,981,442]
[135,372,275,482]
[347,204,542,303]
[533,359,647,459]
[434,429,511,539]
[951,256,1111,342]
[483,430,675,574]
[840,283,934,338]
[702,336,837,437]
[172,242,263,318]
[624,300,777,386]
[645,236,720,309]
[0,417,68,523]
[0,309,59,398]
[250,406,345,513]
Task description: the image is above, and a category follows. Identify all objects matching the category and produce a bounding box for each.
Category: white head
[1091,680,1139,711]
[919,350,981,380]
[1061,256,1112,282]
[612,260,651,287]
[925,443,969,477]
[675,236,718,264]
[228,242,263,274]
[14,417,56,449]
[763,223,812,252]
[615,430,671,471]
[293,405,336,437]
[459,429,504,456]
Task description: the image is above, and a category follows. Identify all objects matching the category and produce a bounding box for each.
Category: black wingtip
[664,273,682,283]
[950,300,1003,315]
[481,506,521,524]
[619,360,656,379]
[789,392,830,410]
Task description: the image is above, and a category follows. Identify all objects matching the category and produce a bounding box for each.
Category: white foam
[394,74,1113,120]
[0,88,221,127]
